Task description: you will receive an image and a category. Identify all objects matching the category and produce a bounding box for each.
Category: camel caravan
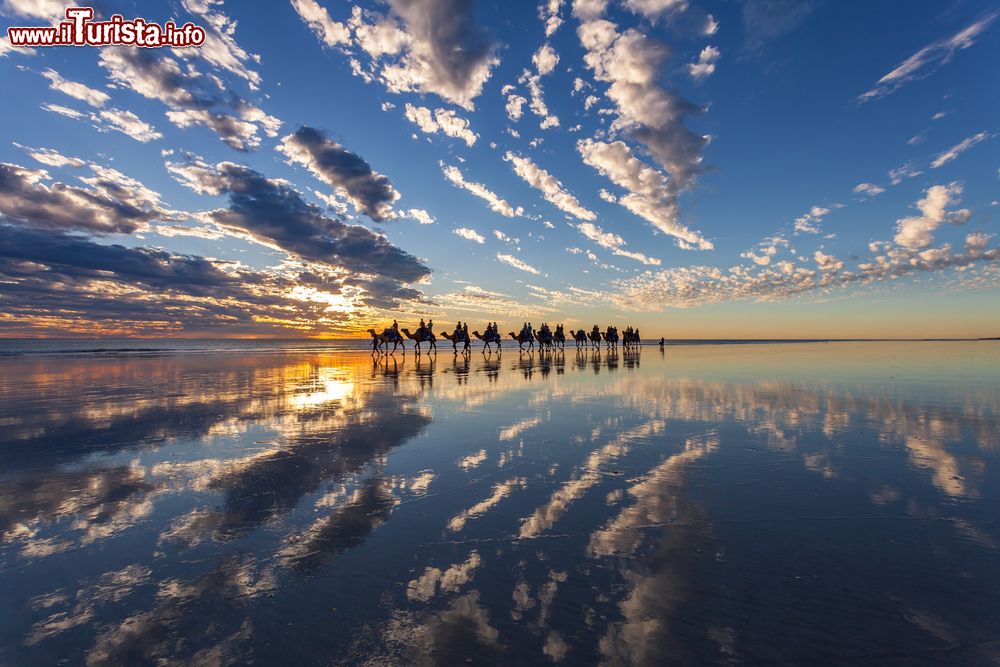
[368,320,644,354]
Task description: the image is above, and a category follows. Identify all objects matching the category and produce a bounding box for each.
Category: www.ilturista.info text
[7,7,205,48]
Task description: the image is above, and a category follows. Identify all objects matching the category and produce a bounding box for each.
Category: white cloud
[687,45,720,81]
[894,182,970,249]
[532,43,560,76]
[290,0,350,45]
[504,152,595,221]
[576,221,660,265]
[178,0,261,87]
[441,163,523,217]
[577,138,712,249]
[859,13,999,102]
[40,68,109,107]
[454,227,485,244]
[16,144,85,168]
[853,182,886,197]
[814,250,844,272]
[96,108,162,143]
[497,253,541,275]
[540,0,565,37]
[931,131,991,168]
[166,109,257,150]
[576,16,707,192]
[505,94,527,121]
[403,103,478,145]
[888,161,923,185]
[794,206,831,235]
[622,0,688,20]
[42,103,85,119]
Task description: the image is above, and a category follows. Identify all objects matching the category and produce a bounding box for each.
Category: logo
[7,7,206,48]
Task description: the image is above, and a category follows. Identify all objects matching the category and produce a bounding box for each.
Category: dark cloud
[0,225,239,293]
[0,224,344,336]
[97,48,279,151]
[278,126,400,221]
[387,0,499,107]
[0,162,163,234]
[169,160,430,282]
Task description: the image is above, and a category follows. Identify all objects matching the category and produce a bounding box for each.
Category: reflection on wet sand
[1,342,999,664]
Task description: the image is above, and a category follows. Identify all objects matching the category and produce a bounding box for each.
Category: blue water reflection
[0,342,998,664]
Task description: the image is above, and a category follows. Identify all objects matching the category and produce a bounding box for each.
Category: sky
[0,0,998,339]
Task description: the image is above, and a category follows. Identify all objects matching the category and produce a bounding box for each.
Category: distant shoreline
[0,337,995,358]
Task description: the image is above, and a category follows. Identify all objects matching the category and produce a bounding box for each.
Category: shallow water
[1,342,999,665]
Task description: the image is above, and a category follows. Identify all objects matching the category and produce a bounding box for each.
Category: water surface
[1,342,998,664]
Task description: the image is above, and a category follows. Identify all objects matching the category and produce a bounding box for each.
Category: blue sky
[1,0,997,338]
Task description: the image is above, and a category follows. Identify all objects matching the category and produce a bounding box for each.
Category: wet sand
[1,342,999,664]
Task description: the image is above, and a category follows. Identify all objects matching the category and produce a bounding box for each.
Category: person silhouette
[659,337,665,347]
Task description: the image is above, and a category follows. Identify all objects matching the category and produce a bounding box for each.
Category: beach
[1,341,999,664]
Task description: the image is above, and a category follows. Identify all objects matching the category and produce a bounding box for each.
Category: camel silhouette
[400,328,437,354]
[507,331,535,351]
[367,328,404,354]
[473,330,502,352]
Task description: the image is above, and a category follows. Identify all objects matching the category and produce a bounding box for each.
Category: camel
[440,330,470,353]
[587,328,602,349]
[473,330,502,352]
[400,328,437,354]
[622,329,641,348]
[534,328,554,351]
[367,328,404,354]
[602,327,619,349]
[552,327,566,350]
[569,329,588,349]
[507,331,535,351]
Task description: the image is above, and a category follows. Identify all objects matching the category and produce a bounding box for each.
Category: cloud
[178,0,261,87]
[576,17,707,195]
[853,182,885,198]
[893,183,970,249]
[813,250,844,272]
[39,68,109,107]
[888,161,923,186]
[622,0,688,21]
[497,253,540,275]
[540,0,565,36]
[931,131,991,169]
[1,0,65,21]
[611,185,997,311]
[0,225,405,335]
[98,48,280,151]
[95,108,163,143]
[403,103,478,145]
[346,0,499,109]
[687,45,720,81]
[859,13,998,102]
[42,103,86,119]
[504,152,595,221]
[168,159,429,282]
[440,163,523,217]
[533,43,560,76]
[0,162,166,235]
[576,221,661,265]
[505,93,527,121]
[576,139,712,249]
[290,0,351,46]
[453,227,485,244]
[793,205,831,234]
[277,126,400,221]
[16,145,85,169]
[740,234,789,266]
